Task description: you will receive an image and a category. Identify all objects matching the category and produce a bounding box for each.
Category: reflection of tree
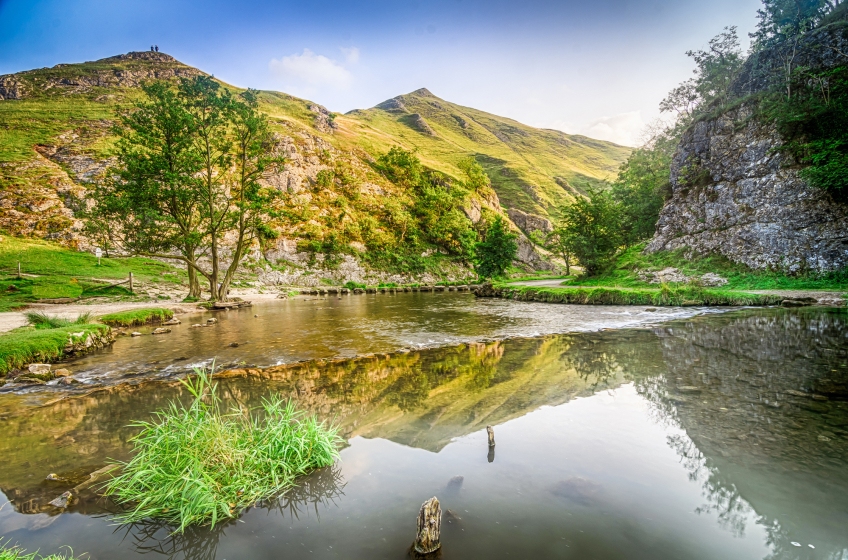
[115,464,345,560]
[666,434,752,537]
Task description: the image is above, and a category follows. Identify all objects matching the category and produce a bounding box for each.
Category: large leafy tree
[555,190,623,276]
[89,76,279,301]
[473,216,517,280]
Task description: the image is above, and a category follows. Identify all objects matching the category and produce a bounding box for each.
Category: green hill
[0,51,629,277]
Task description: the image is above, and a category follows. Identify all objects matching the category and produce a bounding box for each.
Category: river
[0,294,845,559]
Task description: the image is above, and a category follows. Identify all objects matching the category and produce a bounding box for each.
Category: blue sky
[0,0,761,146]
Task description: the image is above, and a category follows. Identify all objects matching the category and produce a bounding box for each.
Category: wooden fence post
[129,272,134,294]
[17,262,21,279]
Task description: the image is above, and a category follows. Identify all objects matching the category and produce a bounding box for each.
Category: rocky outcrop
[402,113,437,136]
[648,25,848,273]
[0,51,202,99]
[309,103,337,133]
[507,208,552,235]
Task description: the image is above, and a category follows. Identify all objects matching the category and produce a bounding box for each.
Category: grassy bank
[0,237,184,311]
[568,244,848,291]
[0,323,111,376]
[99,307,173,327]
[494,284,785,306]
[105,368,342,532]
[0,541,81,560]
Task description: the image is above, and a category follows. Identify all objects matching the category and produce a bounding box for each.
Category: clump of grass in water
[0,539,81,560]
[104,365,343,532]
[24,311,92,330]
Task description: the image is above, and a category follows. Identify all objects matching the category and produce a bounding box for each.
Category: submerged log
[414,496,442,554]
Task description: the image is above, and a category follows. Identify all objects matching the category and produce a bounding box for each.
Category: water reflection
[0,308,844,559]
[118,466,346,560]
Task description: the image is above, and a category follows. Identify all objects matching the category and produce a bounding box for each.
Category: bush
[343,281,366,290]
[104,367,342,532]
[473,216,518,280]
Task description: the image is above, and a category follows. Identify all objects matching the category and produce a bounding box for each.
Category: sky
[0,0,762,146]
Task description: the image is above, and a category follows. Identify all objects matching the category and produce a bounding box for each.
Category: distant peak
[96,51,178,64]
[411,87,435,97]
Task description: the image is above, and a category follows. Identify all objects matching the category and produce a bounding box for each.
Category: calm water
[0,304,846,559]
[13,292,719,389]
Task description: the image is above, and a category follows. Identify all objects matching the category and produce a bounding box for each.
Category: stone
[782,299,812,308]
[162,318,181,325]
[207,318,218,324]
[48,490,76,509]
[190,324,204,328]
[52,368,71,377]
[28,363,51,375]
[699,273,729,287]
[151,327,171,335]
[131,331,142,337]
[57,377,76,386]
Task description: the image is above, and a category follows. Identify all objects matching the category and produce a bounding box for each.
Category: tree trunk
[187,266,201,298]
[414,497,442,555]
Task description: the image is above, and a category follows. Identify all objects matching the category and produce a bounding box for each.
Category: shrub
[104,367,342,532]
[343,281,366,290]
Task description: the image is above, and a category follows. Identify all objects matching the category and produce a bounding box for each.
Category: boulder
[52,368,71,377]
[151,327,171,335]
[162,318,181,325]
[131,331,142,337]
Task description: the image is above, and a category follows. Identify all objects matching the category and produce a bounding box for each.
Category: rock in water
[414,497,442,554]
[151,327,171,335]
[28,363,51,375]
[49,491,76,509]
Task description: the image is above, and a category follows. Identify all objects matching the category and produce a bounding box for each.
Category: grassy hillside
[339,88,630,217]
[0,51,629,281]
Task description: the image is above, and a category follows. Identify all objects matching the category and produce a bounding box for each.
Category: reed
[104,366,342,532]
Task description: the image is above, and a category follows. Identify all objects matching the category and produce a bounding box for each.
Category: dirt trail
[0,291,283,333]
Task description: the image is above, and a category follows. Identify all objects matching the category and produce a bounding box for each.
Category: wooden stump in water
[414,496,442,554]
[487,425,495,447]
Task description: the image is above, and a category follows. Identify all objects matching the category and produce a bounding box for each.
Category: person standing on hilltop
[155,45,159,52]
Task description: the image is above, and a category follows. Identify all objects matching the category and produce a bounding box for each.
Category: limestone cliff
[647,23,848,273]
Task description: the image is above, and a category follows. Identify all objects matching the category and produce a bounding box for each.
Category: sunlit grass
[98,308,173,327]
[24,311,92,330]
[104,366,343,532]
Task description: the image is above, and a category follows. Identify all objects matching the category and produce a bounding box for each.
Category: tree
[89,76,280,301]
[610,128,676,245]
[555,190,623,276]
[545,228,575,276]
[457,157,489,193]
[473,216,517,279]
[751,0,837,48]
[90,80,205,297]
[660,27,743,122]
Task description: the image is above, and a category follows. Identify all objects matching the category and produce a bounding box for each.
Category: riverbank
[478,282,819,307]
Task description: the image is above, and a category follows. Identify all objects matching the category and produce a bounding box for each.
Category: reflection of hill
[636,309,848,558]
[0,335,629,513]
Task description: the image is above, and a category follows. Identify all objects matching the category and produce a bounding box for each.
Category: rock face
[507,208,553,235]
[647,24,848,273]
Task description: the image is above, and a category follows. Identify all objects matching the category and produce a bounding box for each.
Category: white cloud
[580,111,645,147]
[269,49,352,89]
[340,47,360,64]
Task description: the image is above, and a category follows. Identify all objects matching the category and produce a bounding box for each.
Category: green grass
[567,244,848,291]
[493,284,785,306]
[24,311,92,329]
[0,540,81,560]
[104,367,343,532]
[0,237,185,310]
[0,323,110,376]
[98,307,173,327]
